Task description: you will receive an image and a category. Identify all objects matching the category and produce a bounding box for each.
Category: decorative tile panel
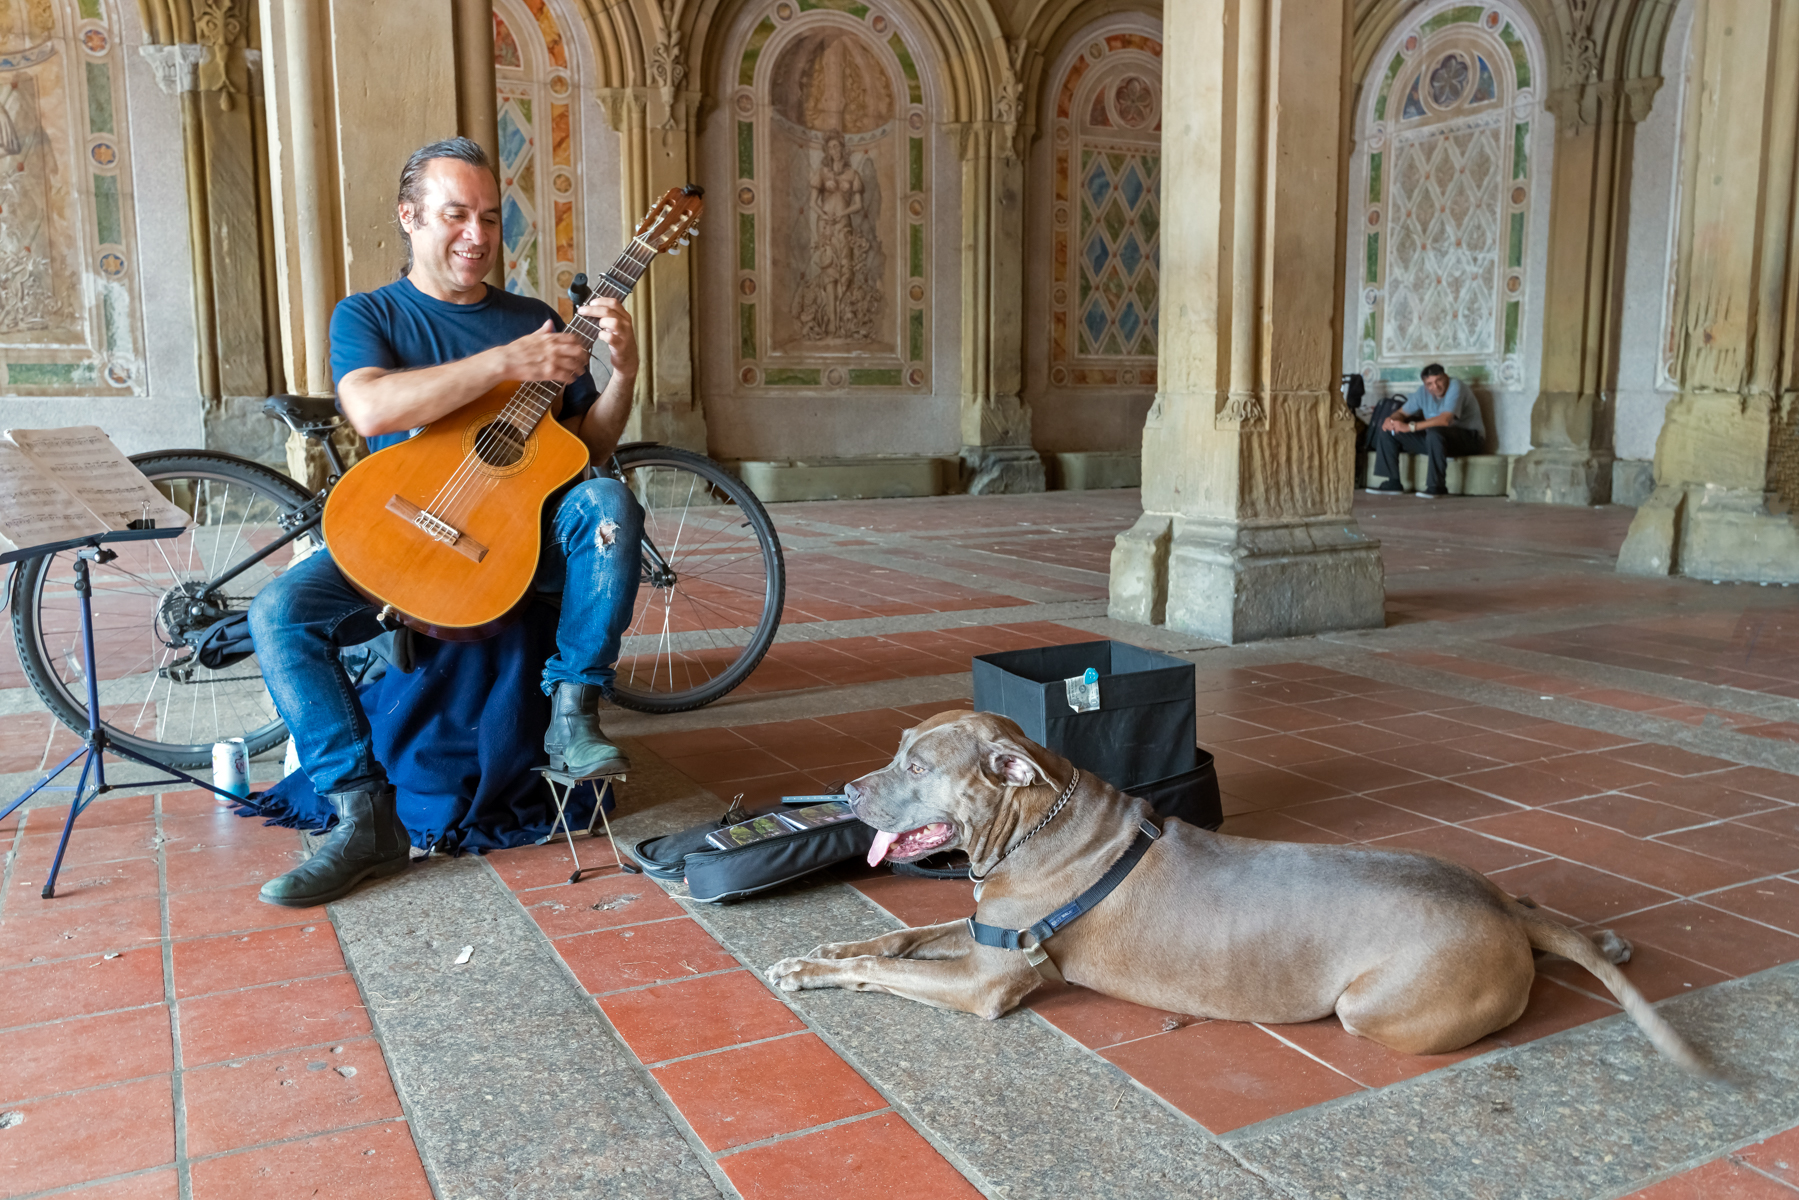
[1048,32,1161,389]
[493,0,581,316]
[730,1,929,391]
[1354,2,1539,390]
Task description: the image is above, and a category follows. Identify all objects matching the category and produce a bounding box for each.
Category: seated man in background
[1367,363,1486,498]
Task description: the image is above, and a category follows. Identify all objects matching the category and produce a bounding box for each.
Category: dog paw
[1593,929,1633,965]
[808,941,862,960]
[766,957,824,991]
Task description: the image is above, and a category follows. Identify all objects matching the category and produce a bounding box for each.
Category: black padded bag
[631,806,876,903]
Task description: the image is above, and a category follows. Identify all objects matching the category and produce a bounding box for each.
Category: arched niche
[1024,13,1161,455]
[494,0,585,317]
[1345,0,1552,443]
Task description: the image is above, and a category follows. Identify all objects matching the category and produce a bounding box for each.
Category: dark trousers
[1373,425,1485,493]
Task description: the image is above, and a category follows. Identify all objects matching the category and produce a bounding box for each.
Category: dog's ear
[979,738,1049,788]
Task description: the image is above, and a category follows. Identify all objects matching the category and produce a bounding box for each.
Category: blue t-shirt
[1399,376,1486,440]
[329,278,601,453]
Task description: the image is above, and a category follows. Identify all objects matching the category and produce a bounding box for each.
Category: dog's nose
[842,780,862,802]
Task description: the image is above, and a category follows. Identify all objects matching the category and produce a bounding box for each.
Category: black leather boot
[545,682,630,776]
[258,785,410,907]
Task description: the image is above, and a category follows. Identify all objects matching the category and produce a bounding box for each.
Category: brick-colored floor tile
[557,917,740,993]
[600,969,806,1064]
[1607,901,1799,978]
[1699,878,1799,935]
[1299,722,1423,754]
[1230,734,1346,768]
[0,948,165,1031]
[1658,821,1799,876]
[518,870,688,937]
[165,883,314,941]
[1366,824,1550,875]
[1217,766,1353,810]
[162,842,306,895]
[16,855,162,907]
[1101,1019,1363,1133]
[1470,810,1758,895]
[1706,767,1799,804]
[1449,731,1560,764]
[653,1033,886,1151]
[177,973,373,1067]
[716,1112,982,1200]
[1488,976,1621,1047]
[0,1076,174,1195]
[1368,779,1523,824]
[1626,779,1788,820]
[52,1168,180,1198]
[1453,764,1603,806]
[1540,939,1728,1004]
[1290,757,1431,795]
[181,1037,403,1158]
[1602,743,1740,777]
[188,1121,432,1200]
[1510,723,1636,752]
[849,872,976,929]
[1027,983,1199,1049]
[1738,806,1799,844]
[1546,794,1716,839]
[171,923,345,999]
[1,1004,172,1105]
[635,725,754,759]
[482,837,629,891]
[1217,810,1354,843]
[1279,795,1439,842]
[1486,858,1676,924]
[19,794,156,831]
[1263,1015,1486,1088]
[0,894,162,965]
[1735,1126,1799,1187]
[1538,753,1674,792]
[1622,1154,1799,1199]
[10,821,160,875]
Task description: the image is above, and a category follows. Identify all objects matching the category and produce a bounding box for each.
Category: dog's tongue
[867,830,900,867]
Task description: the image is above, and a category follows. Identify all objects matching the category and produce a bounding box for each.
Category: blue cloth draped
[237,600,604,853]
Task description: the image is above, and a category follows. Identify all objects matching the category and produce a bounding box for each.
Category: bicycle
[7,396,787,769]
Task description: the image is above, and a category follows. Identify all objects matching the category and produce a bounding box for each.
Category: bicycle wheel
[606,445,785,713]
[11,451,316,769]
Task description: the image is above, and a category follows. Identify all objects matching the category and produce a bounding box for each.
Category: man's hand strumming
[500,320,592,384]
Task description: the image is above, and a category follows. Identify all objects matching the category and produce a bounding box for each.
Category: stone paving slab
[327,855,724,1200]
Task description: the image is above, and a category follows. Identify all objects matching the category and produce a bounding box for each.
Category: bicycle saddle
[263,394,344,432]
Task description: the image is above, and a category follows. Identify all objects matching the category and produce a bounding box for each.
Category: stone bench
[1365,452,1512,496]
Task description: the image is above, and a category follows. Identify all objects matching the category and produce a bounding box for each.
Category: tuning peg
[678,236,690,246]
[667,247,680,255]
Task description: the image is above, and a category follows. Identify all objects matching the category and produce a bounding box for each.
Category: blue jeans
[250,477,644,795]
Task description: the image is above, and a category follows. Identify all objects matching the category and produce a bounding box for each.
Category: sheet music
[5,426,189,532]
[0,440,107,553]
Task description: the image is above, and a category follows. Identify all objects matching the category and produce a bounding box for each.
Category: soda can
[212,737,250,800]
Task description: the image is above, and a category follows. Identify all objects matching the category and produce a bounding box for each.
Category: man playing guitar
[249,137,640,908]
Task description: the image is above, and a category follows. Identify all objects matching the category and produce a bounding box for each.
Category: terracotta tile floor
[7,488,1799,1196]
[0,790,433,1199]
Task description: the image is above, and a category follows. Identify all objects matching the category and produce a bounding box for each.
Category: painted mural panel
[0,0,143,393]
[493,0,581,318]
[1355,3,1537,388]
[1048,33,1161,389]
[731,2,927,392]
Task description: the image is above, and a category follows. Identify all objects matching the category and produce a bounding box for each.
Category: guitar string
[426,236,662,531]
[430,242,651,528]
[425,238,652,524]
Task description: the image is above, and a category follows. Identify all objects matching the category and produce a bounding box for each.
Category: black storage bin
[972,639,1196,789]
[1128,749,1222,831]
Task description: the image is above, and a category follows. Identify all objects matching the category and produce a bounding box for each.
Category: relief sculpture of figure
[792,134,881,342]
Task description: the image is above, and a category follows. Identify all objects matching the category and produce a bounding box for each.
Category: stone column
[1510,75,1660,506]
[1617,0,1799,583]
[956,116,1043,494]
[452,0,501,287]
[1108,0,1383,641]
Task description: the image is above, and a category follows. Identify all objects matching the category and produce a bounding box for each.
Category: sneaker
[1364,483,1405,495]
[1416,489,1447,500]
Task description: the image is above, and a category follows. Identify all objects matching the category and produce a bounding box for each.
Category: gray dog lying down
[766,711,1711,1075]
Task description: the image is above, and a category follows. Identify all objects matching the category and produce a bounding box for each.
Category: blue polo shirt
[329,278,601,453]
[1399,377,1486,440]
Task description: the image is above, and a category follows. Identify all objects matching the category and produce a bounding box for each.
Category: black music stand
[0,527,249,899]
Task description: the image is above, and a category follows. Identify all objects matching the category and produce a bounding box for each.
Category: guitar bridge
[386,495,489,563]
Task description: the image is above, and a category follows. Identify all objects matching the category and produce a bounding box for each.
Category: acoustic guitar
[321,184,704,641]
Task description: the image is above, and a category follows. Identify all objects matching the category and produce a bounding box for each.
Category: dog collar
[969,768,1082,885]
[965,815,1162,982]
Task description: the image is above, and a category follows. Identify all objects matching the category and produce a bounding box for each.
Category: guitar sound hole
[474,420,528,468]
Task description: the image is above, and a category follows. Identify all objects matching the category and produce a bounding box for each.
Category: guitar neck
[508,238,658,428]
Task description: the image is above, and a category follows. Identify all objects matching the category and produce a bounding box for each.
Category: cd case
[774,801,857,831]
[703,814,791,851]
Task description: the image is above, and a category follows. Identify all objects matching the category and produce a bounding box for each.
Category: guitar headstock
[634,184,704,255]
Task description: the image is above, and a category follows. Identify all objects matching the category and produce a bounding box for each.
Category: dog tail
[1521,913,1718,1079]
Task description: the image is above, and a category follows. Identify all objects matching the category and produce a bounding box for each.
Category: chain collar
[969,768,1081,885]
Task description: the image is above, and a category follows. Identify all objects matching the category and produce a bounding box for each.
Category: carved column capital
[595,87,649,132]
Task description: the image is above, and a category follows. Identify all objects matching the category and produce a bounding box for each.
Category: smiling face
[846,711,1061,868]
[399,157,501,302]
[1423,372,1450,398]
